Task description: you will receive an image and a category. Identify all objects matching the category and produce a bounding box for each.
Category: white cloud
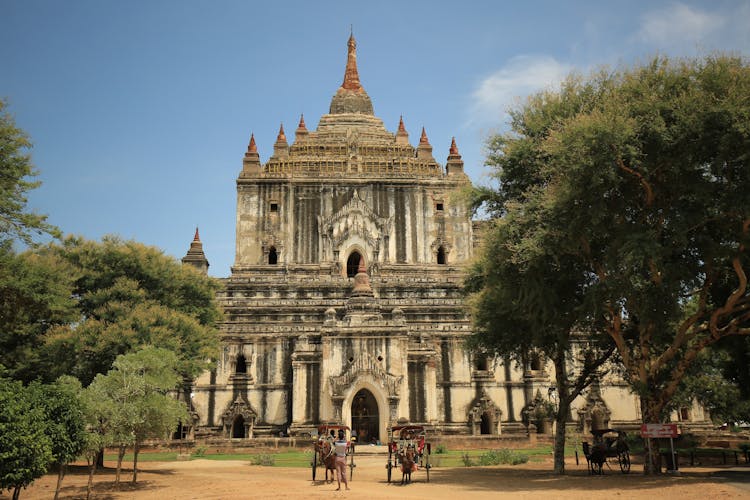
[636,2,725,48]
[467,55,572,128]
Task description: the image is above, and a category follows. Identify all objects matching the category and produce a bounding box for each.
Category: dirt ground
[5,455,750,500]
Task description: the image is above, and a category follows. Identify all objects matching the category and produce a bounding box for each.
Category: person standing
[333,429,350,491]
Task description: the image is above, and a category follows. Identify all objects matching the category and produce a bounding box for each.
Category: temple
[183,35,708,441]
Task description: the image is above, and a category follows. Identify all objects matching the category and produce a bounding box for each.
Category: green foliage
[192,446,207,458]
[0,99,60,246]
[40,236,222,384]
[476,449,529,466]
[460,452,474,467]
[30,376,87,467]
[250,454,276,466]
[477,55,750,427]
[434,443,448,454]
[0,378,53,495]
[0,246,77,383]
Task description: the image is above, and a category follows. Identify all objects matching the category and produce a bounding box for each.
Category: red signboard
[640,423,678,438]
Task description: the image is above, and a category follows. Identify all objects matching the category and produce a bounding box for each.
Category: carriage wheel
[618,450,631,474]
[387,450,392,483]
[312,451,317,481]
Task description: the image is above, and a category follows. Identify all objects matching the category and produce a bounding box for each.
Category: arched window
[437,246,446,265]
[235,353,247,374]
[268,246,278,265]
[530,354,543,371]
[346,251,362,278]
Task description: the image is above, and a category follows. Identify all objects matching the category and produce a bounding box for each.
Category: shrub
[477,449,529,466]
[192,446,207,457]
[435,444,448,454]
[251,454,275,466]
[461,452,474,467]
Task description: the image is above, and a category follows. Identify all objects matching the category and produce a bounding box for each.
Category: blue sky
[3,0,749,276]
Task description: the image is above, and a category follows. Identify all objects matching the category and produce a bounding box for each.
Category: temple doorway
[232,416,245,438]
[351,389,379,444]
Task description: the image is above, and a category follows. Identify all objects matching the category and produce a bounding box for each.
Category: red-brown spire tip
[277,123,286,142]
[193,227,200,241]
[341,32,363,92]
[398,116,407,133]
[297,114,307,131]
[419,127,430,145]
[247,133,257,153]
[449,137,459,155]
[357,255,366,274]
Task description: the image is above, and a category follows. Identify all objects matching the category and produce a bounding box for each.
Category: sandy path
[6,455,750,499]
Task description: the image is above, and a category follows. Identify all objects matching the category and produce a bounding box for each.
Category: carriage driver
[334,429,350,491]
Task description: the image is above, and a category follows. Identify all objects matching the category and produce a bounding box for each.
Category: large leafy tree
[476,55,750,473]
[0,246,77,382]
[41,236,222,385]
[0,98,59,245]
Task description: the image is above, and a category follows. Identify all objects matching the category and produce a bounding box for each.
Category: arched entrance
[346,251,362,277]
[232,415,245,438]
[480,412,492,435]
[351,389,379,444]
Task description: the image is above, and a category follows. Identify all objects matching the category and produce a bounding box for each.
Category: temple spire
[446,136,465,176]
[395,115,409,145]
[341,32,363,92]
[417,127,434,160]
[193,227,201,241]
[246,133,257,154]
[276,123,287,142]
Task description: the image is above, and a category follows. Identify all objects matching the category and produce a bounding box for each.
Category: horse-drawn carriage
[311,424,356,482]
[582,428,631,474]
[386,425,431,484]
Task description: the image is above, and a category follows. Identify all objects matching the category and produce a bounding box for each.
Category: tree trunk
[641,396,665,475]
[132,441,140,484]
[115,445,126,486]
[86,455,96,500]
[553,397,570,474]
[53,463,66,500]
[12,485,20,500]
[95,448,104,469]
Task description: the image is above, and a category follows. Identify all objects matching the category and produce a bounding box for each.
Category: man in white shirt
[334,429,350,491]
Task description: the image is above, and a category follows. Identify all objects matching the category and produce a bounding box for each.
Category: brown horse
[315,440,336,483]
[399,445,416,485]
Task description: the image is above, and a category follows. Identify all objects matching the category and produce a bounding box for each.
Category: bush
[461,452,474,467]
[477,449,529,466]
[250,454,275,466]
[192,446,207,457]
[435,444,448,454]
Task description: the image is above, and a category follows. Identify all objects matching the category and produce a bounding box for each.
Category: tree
[0,378,52,500]
[0,98,60,245]
[478,55,750,473]
[0,245,77,383]
[40,236,222,385]
[28,377,87,500]
[86,347,187,485]
[466,213,614,474]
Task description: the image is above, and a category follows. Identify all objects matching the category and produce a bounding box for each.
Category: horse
[399,445,416,485]
[315,439,337,483]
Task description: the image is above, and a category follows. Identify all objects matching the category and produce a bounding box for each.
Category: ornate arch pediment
[329,352,402,399]
[318,190,393,256]
[221,396,257,427]
[468,390,503,436]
